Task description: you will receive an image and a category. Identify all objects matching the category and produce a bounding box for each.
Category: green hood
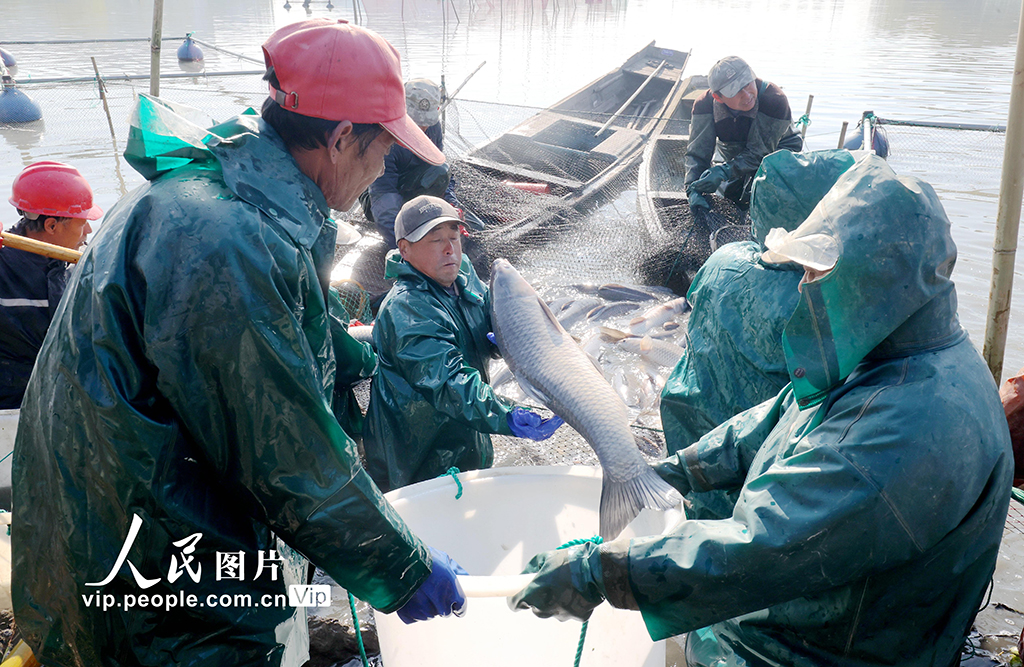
[782,155,961,408]
[749,149,858,247]
[125,94,329,248]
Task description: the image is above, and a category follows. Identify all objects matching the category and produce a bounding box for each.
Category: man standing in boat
[684,56,803,212]
[359,78,463,249]
[13,19,468,667]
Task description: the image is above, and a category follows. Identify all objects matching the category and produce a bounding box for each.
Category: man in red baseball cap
[14,19,466,667]
[260,18,444,215]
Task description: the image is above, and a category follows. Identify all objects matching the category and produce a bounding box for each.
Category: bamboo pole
[2,231,82,263]
[982,0,1024,382]
[861,110,872,153]
[837,120,849,149]
[91,57,127,196]
[800,94,813,140]
[440,61,487,112]
[150,0,164,97]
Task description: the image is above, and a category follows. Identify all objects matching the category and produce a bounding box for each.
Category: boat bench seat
[592,129,643,159]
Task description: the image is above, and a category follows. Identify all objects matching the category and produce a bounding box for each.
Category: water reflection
[177,60,206,74]
[0,119,45,152]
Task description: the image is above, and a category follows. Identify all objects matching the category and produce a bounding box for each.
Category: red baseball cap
[262,19,445,166]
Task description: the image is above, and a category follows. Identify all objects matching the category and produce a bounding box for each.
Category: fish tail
[599,467,682,540]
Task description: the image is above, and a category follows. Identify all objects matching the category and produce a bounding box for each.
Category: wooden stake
[149,0,164,97]
[91,57,127,196]
[982,0,1024,381]
[800,94,813,140]
[837,121,848,149]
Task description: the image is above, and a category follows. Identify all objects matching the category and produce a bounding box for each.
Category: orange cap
[262,19,445,166]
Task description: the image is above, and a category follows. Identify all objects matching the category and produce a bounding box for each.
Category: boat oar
[441,60,486,112]
[1,230,82,263]
[595,59,667,137]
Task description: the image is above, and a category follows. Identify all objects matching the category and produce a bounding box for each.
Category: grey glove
[686,187,711,214]
[650,454,692,496]
[690,163,732,194]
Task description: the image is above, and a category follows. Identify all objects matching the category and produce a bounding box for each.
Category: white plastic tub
[377,465,683,667]
[0,409,16,491]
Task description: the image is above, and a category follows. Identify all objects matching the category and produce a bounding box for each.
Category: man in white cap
[684,56,803,213]
[360,78,463,248]
[14,19,468,667]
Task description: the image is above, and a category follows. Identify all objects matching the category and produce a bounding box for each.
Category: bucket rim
[383,464,601,503]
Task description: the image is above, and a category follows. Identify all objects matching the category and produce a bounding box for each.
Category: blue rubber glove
[507,407,564,440]
[690,163,731,194]
[508,541,605,621]
[397,547,468,624]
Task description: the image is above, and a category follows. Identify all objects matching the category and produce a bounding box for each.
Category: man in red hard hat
[0,160,101,409]
[14,20,466,667]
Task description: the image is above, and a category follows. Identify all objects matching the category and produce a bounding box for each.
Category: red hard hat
[9,161,104,220]
[261,19,444,166]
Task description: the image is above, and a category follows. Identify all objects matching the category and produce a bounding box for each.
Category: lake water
[3,0,1024,378]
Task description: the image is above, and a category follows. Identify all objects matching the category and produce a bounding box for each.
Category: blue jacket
[0,229,68,408]
[368,122,459,246]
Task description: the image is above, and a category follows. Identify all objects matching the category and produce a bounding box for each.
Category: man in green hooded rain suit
[364,195,563,492]
[13,20,471,667]
[509,155,1014,667]
[661,149,858,453]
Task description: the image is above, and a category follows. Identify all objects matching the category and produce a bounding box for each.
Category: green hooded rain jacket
[364,251,513,492]
[12,96,428,667]
[661,149,858,452]
[604,155,1013,667]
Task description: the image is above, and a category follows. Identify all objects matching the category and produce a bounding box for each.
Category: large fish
[489,259,681,539]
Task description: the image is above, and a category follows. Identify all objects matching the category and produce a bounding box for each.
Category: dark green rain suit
[661,149,858,453]
[12,96,428,667]
[602,155,1013,666]
[364,251,513,492]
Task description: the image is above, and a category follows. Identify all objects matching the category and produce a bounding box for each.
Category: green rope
[795,113,811,128]
[348,592,370,667]
[1011,486,1024,505]
[442,466,463,499]
[556,536,604,667]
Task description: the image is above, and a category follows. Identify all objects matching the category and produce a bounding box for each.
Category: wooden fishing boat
[635,73,706,240]
[455,41,691,254]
